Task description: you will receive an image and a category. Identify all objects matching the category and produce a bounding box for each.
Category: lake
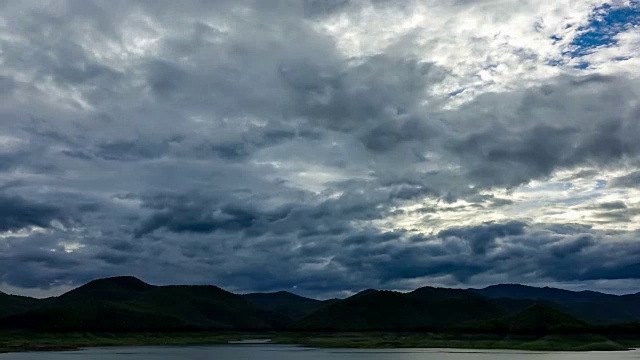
[1,345,639,359]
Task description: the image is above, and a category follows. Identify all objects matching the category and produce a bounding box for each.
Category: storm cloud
[0,195,69,232]
[1,0,640,297]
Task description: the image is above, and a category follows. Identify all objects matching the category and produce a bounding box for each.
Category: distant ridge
[458,304,588,333]
[242,291,328,324]
[472,283,640,323]
[473,284,615,302]
[409,286,480,301]
[56,276,154,302]
[0,276,271,331]
[294,289,503,331]
[0,276,639,333]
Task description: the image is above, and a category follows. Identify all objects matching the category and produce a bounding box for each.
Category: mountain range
[0,276,638,333]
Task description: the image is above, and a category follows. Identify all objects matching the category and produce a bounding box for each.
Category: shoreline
[1,332,637,354]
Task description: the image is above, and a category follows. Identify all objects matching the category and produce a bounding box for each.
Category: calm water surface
[1,345,639,359]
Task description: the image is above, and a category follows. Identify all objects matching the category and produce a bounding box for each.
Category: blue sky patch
[567,1,640,59]
[574,62,590,69]
[595,179,608,190]
[448,88,465,97]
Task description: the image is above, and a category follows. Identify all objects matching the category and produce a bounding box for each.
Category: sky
[1,0,640,299]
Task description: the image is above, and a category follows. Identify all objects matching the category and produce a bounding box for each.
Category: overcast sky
[1,0,640,298]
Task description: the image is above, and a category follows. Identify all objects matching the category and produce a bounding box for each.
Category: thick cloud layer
[1,0,640,297]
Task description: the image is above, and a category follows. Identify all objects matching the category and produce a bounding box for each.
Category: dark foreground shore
[1,332,638,353]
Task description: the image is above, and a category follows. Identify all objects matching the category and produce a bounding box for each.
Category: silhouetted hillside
[0,291,40,318]
[458,304,588,334]
[54,276,154,303]
[474,284,612,302]
[0,277,272,331]
[294,290,503,331]
[408,286,481,301]
[242,291,328,325]
[474,284,640,324]
[1,277,639,334]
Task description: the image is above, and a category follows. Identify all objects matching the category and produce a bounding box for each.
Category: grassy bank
[0,332,261,353]
[275,332,631,351]
[1,331,636,353]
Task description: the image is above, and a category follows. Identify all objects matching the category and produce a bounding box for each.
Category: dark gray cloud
[609,171,640,188]
[303,0,350,17]
[1,0,640,297]
[438,221,527,255]
[441,75,640,190]
[598,201,628,210]
[0,194,70,232]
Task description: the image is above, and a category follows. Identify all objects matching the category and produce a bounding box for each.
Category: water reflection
[0,345,638,360]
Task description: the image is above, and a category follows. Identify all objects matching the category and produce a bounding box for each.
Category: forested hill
[0,277,639,333]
